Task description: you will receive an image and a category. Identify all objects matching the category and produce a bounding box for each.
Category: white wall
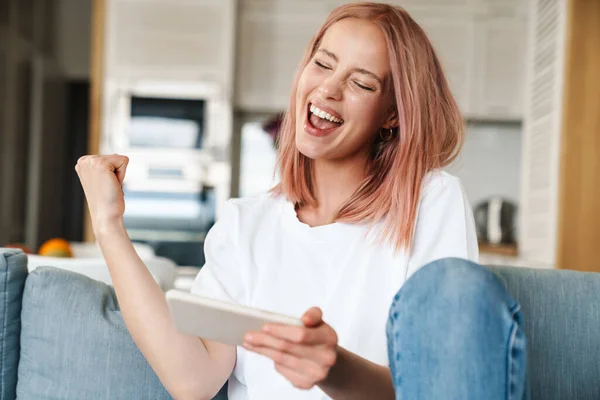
[238,121,279,198]
[56,0,91,79]
[447,122,522,208]
[236,118,523,208]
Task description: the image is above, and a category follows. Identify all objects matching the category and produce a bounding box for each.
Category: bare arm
[96,221,235,400]
[77,155,235,400]
[319,346,394,400]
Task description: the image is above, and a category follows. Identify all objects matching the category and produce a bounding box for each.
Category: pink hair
[272,2,464,252]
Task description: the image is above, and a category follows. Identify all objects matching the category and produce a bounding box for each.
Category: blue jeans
[387,258,529,400]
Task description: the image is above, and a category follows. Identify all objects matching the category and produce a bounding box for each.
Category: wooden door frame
[556,0,600,271]
[85,0,105,242]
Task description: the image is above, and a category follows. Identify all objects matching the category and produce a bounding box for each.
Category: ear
[381,109,399,130]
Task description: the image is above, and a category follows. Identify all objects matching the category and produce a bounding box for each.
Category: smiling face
[295,18,397,163]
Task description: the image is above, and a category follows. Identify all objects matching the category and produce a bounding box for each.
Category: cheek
[299,66,324,95]
[295,77,306,105]
[346,95,382,127]
[295,74,309,117]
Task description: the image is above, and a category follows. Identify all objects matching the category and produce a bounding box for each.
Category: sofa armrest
[0,248,29,400]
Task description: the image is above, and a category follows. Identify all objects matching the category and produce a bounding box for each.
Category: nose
[318,76,343,101]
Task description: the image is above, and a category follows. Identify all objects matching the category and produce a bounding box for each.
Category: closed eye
[314,60,331,70]
[354,81,374,92]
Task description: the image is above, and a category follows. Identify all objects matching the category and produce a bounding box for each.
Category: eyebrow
[317,48,384,85]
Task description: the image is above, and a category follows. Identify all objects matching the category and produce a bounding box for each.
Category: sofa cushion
[17,267,172,400]
[490,266,600,400]
[0,249,28,400]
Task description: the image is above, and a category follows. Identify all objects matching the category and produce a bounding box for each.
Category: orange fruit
[38,238,73,258]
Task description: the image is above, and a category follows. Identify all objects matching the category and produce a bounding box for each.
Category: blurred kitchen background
[1,0,598,274]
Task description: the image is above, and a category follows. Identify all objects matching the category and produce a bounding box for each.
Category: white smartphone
[166,290,304,346]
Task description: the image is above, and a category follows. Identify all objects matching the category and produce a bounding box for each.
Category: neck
[298,156,369,226]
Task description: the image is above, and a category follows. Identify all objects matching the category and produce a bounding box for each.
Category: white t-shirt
[191,171,479,400]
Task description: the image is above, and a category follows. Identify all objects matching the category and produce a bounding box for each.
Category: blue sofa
[1,247,598,399]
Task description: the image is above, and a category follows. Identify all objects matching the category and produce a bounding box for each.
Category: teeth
[309,103,343,124]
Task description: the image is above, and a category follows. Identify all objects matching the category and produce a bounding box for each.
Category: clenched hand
[75,154,129,234]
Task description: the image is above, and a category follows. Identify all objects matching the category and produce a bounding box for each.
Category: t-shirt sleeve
[406,174,479,280]
[191,200,246,304]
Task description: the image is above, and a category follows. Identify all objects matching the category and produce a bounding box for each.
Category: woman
[76,2,528,400]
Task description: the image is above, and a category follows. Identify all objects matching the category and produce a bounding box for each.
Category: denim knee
[388,257,517,323]
[385,260,529,399]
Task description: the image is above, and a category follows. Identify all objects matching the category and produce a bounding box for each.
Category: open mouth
[305,102,344,137]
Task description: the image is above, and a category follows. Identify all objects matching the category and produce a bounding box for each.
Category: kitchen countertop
[479,252,553,269]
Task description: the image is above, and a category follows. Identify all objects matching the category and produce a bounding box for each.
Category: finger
[77,155,92,164]
[244,332,336,367]
[100,155,129,184]
[75,155,91,169]
[262,323,331,345]
[113,156,129,185]
[274,363,316,390]
[243,343,325,388]
[302,307,323,327]
[75,155,97,177]
[245,331,311,356]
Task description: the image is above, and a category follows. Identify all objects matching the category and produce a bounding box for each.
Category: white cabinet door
[386,0,471,9]
[236,0,475,112]
[475,0,529,18]
[415,16,475,115]
[235,0,330,111]
[334,1,476,114]
[235,0,528,121]
[469,15,527,120]
[106,0,236,90]
[330,1,476,113]
[468,0,528,119]
[399,0,528,119]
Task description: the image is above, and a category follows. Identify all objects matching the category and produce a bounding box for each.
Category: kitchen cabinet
[100,0,237,235]
[412,15,475,116]
[235,0,330,111]
[475,0,529,18]
[402,0,527,119]
[235,0,528,121]
[105,0,236,93]
[469,15,527,120]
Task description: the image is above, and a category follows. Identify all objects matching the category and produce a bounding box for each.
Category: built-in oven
[102,80,233,266]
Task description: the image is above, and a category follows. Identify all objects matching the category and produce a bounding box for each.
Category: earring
[380,128,394,142]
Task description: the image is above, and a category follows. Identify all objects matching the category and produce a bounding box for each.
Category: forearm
[318,346,395,400]
[95,220,233,399]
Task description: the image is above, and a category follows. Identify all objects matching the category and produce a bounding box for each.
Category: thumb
[302,307,323,327]
[109,154,129,185]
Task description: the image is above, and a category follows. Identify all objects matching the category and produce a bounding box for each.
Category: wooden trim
[84,0,106,242]
[556,0,600,271]
[479,242,518,257]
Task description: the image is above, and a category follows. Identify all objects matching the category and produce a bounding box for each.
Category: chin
[295,135,327,160]
[298,149,324,160]
[295,140,319,160]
